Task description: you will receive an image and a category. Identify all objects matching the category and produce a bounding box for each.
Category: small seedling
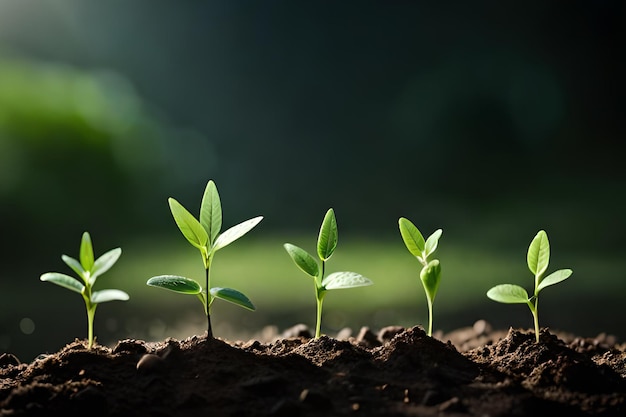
[40,231,129,349]
[398,217,442,336]
[147,179,262,338]
[284,208,373,338]
[486,229,573,343]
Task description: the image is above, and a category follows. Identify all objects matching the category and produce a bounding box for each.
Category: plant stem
[86,304,96,349]
[426,300,434,337]
[205,267,213,338]
[532,298,540,343]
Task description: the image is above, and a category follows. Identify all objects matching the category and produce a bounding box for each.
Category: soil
[0,321,624,417]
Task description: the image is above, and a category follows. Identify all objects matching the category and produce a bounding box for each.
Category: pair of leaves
[40,232,129,304]
[147,180,261,312]
[487,230,572,304]
[146,275,255,310]
[284,208,372,291]
[169,180,263,258]
[399,218,443,301]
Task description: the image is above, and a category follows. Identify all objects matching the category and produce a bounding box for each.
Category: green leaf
[40,272,85,294]
[284,243,319,277]
[91,289,129,304]
[168,197,208,250]
[200,180,222,246]
[322,271,373,290]
[62,255,86,281]
[420,259,441,303]
[90,247,122,285]
[486,284,529,304]
[317,208,338,261]
[527,230,550,277]
[210,287,255,311]
[424,229,443,258]
[398,217,425,258]
[147,275,202,294]
[537,268,572,292]
[79,232,95,272]
[212,216,263,252]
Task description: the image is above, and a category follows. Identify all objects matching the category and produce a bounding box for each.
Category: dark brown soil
[0,321,624,416]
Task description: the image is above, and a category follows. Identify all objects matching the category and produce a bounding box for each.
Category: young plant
[40,231,129,349]
[398,217,442,337]
[284,208,373,338]
[486,229,573,343]
[146,179,262,338]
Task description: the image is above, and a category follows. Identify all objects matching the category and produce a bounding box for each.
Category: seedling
[147,180,262,338]
[40,231,129,349]
[284,208,373,338]
[487,229,573,343]
[398,217,442,336]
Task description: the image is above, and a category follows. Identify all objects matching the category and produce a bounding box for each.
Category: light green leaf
[212,216,263,252]
[424,229,443,258]
[284,243,319,277]
[322,271,373,290]
[62,255,86,281]
[210,287,255,311]
[91,289,129,304]
[527,230,550,277]
[398,217,425,258]
[168,198,208,250]
[80,232,95,272]
[420,259,441,303]
[147,275,202,294]
[486,284,529,304]
[90,247,122,285]
[317,208,338,261]
[40,272,85,294]
[537,268,572,292]
[200,180,222,246]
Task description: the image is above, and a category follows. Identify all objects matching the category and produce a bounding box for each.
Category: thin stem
[205,266,213,338]
[532,298,540,343]
[86,304,96,349]
[315,290,324,339]
[426,299,434,337]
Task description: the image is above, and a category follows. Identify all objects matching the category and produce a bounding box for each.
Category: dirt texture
[0,321,624,417]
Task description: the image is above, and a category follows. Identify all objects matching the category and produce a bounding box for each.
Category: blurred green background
[1,1,624,361]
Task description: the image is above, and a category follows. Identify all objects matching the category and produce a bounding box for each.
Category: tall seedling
[398,218,442,336]
[147,180,262,338]
[487,230,573,343]
[284,208,373,338]
[40,231,129,349]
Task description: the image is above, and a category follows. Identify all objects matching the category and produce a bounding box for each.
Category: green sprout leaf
[213,216,264,252]
[147,275,202,294]
[91,289,130,304]
[527,230,550,277]
[169,197,209,250]
[283,243,319,278]
[317,208,338,261]
[424,229,443,259]
[537,268,573,292]
[40,272,85,294]
[62,255,86,281]
[398,217,425,258]
[200,180,222,246]
[486,284,530,304]
[210,287,255,311]
[420,259,441,303]
[79,231,95,272]
[90,247,122,285]
[322,271,372,290]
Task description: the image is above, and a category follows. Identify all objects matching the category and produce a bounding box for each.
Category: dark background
[0,1,624,359]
